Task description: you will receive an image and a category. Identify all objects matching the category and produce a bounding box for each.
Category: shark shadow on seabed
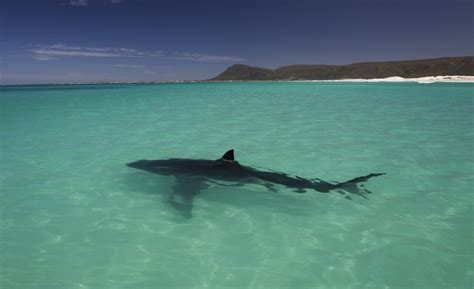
[126,149,385,218]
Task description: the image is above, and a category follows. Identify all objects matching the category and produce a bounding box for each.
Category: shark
[126,149,385,218]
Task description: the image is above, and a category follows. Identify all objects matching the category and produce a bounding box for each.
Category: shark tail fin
[340,173,386,184]
[335,173,386,198]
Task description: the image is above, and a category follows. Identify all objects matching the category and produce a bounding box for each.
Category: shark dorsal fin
[221,149,234,161]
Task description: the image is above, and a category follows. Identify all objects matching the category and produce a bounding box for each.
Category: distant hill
[211,56,474,81]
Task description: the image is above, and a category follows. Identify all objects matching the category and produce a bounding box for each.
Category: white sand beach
[329,75,474,83]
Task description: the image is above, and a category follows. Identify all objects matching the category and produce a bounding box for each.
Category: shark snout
[126,159,149,168]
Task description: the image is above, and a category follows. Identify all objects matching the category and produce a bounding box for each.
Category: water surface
[1,82,473,289]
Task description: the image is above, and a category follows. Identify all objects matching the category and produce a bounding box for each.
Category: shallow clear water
[1,82,473,289]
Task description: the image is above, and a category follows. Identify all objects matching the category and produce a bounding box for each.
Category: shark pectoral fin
[169,200,193,219]
[170,176,208,218]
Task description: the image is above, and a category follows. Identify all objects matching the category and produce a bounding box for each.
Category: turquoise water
[1,82,473,289]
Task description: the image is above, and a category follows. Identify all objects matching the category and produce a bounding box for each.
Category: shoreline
[302,75,474,84]
[2,75,473,86]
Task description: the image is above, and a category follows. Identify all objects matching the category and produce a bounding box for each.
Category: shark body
[127,149,385,218]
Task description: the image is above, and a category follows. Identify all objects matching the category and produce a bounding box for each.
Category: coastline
[217,75,474,84]
[2,75,474,87]
[316,75,474,84]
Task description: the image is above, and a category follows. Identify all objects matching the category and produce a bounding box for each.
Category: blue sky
[1,0,473,84]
